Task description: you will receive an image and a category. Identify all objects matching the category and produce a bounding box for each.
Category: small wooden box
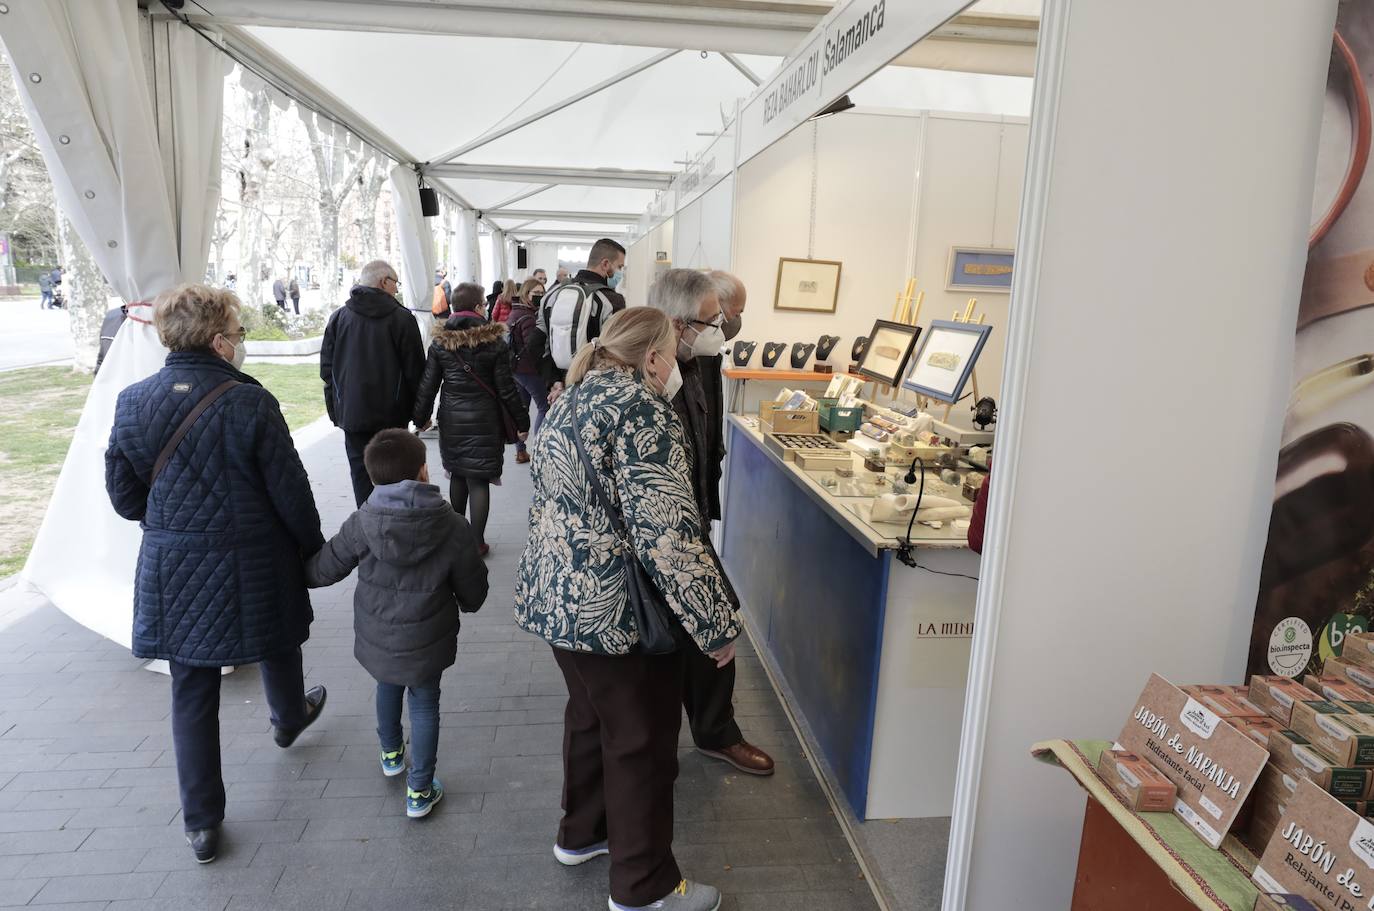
[764,432,837,462]
[760,401,820,435]
[819,403,863,433]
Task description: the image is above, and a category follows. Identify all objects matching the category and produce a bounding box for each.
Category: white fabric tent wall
[492,229,508,281]
[456,208,481,284]
[389,163,437,343]
[1,1,229,646]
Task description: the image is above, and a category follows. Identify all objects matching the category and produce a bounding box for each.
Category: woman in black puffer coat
[414,283,529,554]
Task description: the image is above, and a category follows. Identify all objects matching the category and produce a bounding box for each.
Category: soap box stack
[1245,652,1374,853]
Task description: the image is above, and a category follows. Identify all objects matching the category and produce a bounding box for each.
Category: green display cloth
[1033,738,1261,911]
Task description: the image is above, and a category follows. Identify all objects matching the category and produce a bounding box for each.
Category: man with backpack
[537,238,627,403]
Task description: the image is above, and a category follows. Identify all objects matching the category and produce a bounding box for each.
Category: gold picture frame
[773,257,842,313]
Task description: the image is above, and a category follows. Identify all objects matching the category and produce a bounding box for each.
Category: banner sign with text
[1116,674,1269,848]
[1254,778,1374,911]
[735,0,975,166]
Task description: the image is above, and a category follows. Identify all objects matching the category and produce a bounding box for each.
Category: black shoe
[186,827,219,864]
[273,685,327,748]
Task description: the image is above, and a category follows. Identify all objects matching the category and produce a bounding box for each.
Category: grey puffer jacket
[305,480,488,686]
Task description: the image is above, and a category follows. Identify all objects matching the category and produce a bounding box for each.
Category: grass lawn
[0,362,327,579]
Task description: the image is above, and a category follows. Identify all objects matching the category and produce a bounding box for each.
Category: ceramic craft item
[762,342,785,368]
[817,335,840,361]
[732,340,757,367]
[790,342,816,369]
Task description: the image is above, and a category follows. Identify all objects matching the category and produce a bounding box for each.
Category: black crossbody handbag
[569,388,682,655]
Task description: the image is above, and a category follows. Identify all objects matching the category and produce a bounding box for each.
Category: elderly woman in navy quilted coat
[105,284,327,866]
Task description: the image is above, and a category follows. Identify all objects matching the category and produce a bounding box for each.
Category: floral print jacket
[515,367,741,656]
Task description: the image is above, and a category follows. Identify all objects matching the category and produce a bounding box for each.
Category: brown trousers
[553,645,685,907]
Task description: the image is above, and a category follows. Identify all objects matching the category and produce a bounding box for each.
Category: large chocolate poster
[1251,3,1374,679]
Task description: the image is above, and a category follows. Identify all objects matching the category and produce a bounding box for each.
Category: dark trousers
[682,645,742,750]
[343,430,378,507]
[289,296,300,315]
[375,680,440,792]
[169,649,307,831]
[513,373,549,454]
[553,646,684,907]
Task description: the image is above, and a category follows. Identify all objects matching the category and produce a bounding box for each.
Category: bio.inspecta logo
[1268,617,1313,676]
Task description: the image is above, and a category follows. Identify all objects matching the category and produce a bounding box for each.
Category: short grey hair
[647,268,715,323]
[709,271,745,311]
[359,259,396,289]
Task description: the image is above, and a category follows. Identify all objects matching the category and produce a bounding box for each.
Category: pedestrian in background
[288,276,301,315]
[507,277,549,466]
[273,276,287,310]
[320,260,426,506]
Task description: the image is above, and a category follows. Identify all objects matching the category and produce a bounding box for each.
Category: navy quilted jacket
[105,351,325,666]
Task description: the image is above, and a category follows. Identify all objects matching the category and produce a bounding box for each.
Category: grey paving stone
[274,796,387,820]
[0,808,76,833]
[0,877,45,907]
[0,828,91,855]
[154,864,285,899]
[20,848,148,877]
[64,803,180,829]
[29,872,166,904]
[226,889,353,910]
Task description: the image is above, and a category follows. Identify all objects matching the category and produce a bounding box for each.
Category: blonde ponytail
[565,307,675,386]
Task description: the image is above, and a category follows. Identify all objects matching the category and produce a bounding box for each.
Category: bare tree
[355,153,387,265]
[299,112,370,309]
[0,55,59,268]
[235,77,274,308]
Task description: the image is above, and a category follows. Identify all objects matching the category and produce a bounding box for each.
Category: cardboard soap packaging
[1343,631,1374,671]
[1250,676,1323,726]
[1184,685,1269,720]
[1253,895,1323,911]
[1267,730,1371,799]
[1322,656,1374,692]
[1291,699,1374,766]
[1303,674,1373,703]
[1226,716,1287,748]
[1096,749,1177,812]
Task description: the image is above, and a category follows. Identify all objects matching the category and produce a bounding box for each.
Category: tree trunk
[57,217,106,373]
[357,157,385,264]
[301,113,369,311]
[237,85,272,309]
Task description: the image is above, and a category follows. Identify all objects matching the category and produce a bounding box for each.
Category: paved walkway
[0,426,879,910]
[0,298,75,371]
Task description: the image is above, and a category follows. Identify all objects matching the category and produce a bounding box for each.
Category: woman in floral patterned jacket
[515,304,737,911]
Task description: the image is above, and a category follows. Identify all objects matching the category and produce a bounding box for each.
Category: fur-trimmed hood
[432,316,506,351]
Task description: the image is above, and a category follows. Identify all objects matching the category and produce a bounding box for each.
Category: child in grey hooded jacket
[306,429,487,818]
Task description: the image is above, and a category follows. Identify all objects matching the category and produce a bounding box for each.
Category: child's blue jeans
[375,680,440,792]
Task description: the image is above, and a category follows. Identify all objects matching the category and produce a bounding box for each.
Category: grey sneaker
[608,880,721,911]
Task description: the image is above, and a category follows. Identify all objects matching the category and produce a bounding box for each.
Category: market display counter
[719,415,980,820]
[1034,739,1260,911]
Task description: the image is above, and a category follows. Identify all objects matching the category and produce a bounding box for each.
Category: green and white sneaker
[380,744,406,777]
[406,778,443,818]
[608,880,721,911]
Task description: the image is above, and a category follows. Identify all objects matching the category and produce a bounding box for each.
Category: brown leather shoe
[515,450,530,464]
[697,741,775,776]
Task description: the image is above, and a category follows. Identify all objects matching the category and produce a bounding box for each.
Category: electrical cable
[895,456,981,580]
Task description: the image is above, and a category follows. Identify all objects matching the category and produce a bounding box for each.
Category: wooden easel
[939,298,984,422]
[866,279,924,401]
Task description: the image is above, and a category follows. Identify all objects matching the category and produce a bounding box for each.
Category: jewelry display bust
[817,335,840,361]
[790,342,816,369]
[851,336,870,362]
[732,340,757,367]
[762,342,786,368]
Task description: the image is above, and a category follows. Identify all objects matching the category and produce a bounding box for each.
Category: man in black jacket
[647,268,774,778]
[539,238,628,403]
[320,260,426,506]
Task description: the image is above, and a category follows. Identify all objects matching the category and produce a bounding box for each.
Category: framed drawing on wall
[902,319,994,404]
[855,320,921,386]
[774,257,842,313]
[946,247,1014,293]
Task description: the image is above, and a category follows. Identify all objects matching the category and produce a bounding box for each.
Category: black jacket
[306,479,487,686]
[414,313,530,479]
[321,286,426,434]
[507,301,544,376]
[672,358,718,525]
[697,354,727,520]
[95,305,128,374]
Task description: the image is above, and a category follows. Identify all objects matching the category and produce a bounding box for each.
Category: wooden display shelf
[722,368,854,382]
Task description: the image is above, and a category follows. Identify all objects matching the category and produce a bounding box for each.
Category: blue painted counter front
[721,422,891,818]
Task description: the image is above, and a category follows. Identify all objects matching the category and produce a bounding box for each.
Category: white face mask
[690,323,725,356]
[221,334,246,370]
[647,352,682,400]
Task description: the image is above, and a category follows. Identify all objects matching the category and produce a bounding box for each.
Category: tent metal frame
[429,163,674,190]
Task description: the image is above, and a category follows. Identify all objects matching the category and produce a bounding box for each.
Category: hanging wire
[471,43,584,141]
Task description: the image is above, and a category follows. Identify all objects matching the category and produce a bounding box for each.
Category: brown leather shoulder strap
[150,379,241,486]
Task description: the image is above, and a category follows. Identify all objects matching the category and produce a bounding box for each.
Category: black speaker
[418,187,439,217]
[517,246,528,269]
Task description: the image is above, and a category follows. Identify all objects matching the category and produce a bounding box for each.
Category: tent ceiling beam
[172,1,820,55]
[431,50,680,166]
[720,52,762,85]
[513,230,629,241]
[486,184,558,212]
[486,209,641,224]
[428,163,674,190]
